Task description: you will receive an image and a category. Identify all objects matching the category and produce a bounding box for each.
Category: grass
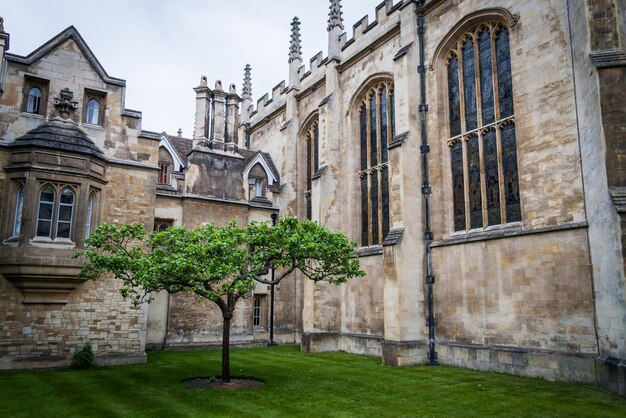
[0,345,624,417]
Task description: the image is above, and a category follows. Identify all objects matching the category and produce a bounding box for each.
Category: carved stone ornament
[53,88,79,119]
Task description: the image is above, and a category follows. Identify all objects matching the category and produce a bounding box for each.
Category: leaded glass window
[36,186,55,238]
[358,82,394,246]
[304,120,319,220]
[85,192,94,240]
[447,24,520,231]
[56,187,74,239]
[12,183,25,237]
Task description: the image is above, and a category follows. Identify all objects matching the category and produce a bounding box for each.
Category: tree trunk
[221,312,232,382]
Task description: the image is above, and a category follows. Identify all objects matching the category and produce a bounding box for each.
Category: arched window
[56,187,75,239]
[358,82,394,246]
[304,121,319,220]
[85,192,94,239]
[26,87,42,114]
[36,186,55,238]
[12,184,25,237]
[86,98,100,125]
[248,163,267,199]
[447,24,520,231]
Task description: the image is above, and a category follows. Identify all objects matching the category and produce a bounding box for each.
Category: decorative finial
[177,128,182,137]
[0,17,5,33]
[289,17,302,63]
[242,64,252,100]
[53,88,79,119]
[327,0,344,31]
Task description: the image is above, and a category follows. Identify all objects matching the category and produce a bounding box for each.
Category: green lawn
[0,345,624,417]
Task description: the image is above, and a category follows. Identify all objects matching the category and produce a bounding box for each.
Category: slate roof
[167,135,193,165]
[9,117,104,158]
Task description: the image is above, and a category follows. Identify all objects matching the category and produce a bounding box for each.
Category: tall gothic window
[447,24,520,232]
[358,82,394,246]
[304,121,319,220]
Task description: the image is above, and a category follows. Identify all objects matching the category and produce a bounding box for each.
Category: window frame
[445,22,521,233]
[22,76,49,116]
[158,162,171,184]
[12,183,25,238]
[82,89,106,126]
[34,183,79,241]
[357,81,395,247]
[304,120,319,220]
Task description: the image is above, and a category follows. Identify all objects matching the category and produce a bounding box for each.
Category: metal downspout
[417,9,438,365]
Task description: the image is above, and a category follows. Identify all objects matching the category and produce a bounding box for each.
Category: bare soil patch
[182,377,264,390]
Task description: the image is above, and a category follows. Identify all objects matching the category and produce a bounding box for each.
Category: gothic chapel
[0,0,625,397]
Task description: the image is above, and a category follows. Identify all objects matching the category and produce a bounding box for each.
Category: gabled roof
[158,133,190,171]
[5,26,125,87]
[239,148,280,184]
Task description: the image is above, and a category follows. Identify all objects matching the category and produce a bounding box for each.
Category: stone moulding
[431,221,589,247]
[590,50,626,69]
[388,131,408,150]
[355,245,383,257]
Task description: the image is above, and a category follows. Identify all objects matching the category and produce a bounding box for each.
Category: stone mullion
[457,41,471,231]
[473,30,488,228]
[491,26,507,224]
[365,97,372,246]
[376,88,383,243]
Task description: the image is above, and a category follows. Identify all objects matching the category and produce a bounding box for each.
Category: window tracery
[358,82,394,246]
[447,23,520,232]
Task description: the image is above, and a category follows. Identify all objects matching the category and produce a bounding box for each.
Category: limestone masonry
[0,0,624,397]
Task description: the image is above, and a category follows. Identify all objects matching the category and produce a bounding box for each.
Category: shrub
[71,343,95,369]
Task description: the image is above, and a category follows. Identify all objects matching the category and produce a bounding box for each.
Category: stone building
[0,0,625,397]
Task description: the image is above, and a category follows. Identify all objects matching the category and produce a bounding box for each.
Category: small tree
[77,217,364,381]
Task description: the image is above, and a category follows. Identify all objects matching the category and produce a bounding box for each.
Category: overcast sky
[3,0,385,136]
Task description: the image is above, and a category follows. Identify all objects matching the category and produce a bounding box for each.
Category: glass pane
[479,28,495,125]
[85,195,93,239]
[390,88,395,139]
[313,124,319,172]
[40,187,55,203]
[87,99,100,124]
[39,202,53,221]
[359,107,368,171]
[57,221,71,238]
[502,123,521,222]
[448,54,462,137]
[496,28,514,118]
[360,176,369,246]
[381,166,390,241]
[13,185,25,236]
[306,136,312,190]
[370,94,378,167]
[484,130,501,225]
[59,205,73,222]
[37,220,51,237]
[463,38,478,131]
[60,188,74,204]
[370,171,379,244]
[380,87,388,164]
[468,136,483,228]
[451,142,465,231]
[27,87,42,113]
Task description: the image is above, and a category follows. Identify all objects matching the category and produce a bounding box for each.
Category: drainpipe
[417,9,438,365]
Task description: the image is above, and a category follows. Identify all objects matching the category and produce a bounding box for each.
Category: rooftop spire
[327,0,344,31]
[242,64,252,100]
[289,17,302,63]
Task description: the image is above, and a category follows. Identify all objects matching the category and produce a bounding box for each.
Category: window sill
[29,237,76,249]
[355,245,383,257]
[432,221,588,248]
[2,236,20,247]
[82,123,104,130]
[19,111,45,119]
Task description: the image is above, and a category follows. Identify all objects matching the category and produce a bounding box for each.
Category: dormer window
[158,162,170,184]
[248,178,265,198]
[86,99,100,124]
